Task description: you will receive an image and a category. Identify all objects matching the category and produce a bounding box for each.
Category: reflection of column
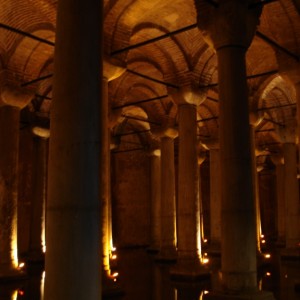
[44,0,102,298]
[0,85,32,279]
[270,154,285,246]
[148,149,161,252]
[158,128,177,261]
[196,1,274,298]
[198,152,206,247]
[102,59,125,283]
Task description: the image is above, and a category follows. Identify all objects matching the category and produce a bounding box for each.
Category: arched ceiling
[0,0,299,161]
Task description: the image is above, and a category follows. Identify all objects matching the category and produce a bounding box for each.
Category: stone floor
[0,247,299,299]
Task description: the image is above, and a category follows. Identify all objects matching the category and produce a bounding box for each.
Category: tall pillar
[171,87,207,278]
[195,1,274,298]
[0,84,32,279]
[277,119,300,252]
[206,140,221,252]
[249,113,264,253]
[102,59,125,285]
[157,127,177,261]
[44,0,102,299]
[270,154,285,246]
[28,127,49,263]
[148,148,161,252]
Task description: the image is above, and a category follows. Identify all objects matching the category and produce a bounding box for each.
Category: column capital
[201,138,219,150]
[270,153,284,166]
[0,84,34,109]
[103,57,126,81]
[249,111,263,127]
[170,84,206,106]
[195,0,262,50]
[32,126,50,139]
[276,118,297,144]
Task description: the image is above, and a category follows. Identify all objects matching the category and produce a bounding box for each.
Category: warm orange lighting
[111,246,116,252]
[203,239,208,243]
[266,272,271,276]
[18,262,25,269]
[264,253,271,259]
[111,254,117,260]
[260,234,265,238]
[202,258,209,264]
[111,272,119,278]
[204,290,209,294]
[204,252,208,256]
[261,239,266,244]
[18,290,25,296]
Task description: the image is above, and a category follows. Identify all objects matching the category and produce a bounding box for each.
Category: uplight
[264,253,271,259]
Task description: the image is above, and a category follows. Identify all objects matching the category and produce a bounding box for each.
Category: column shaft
[44,0,102,298]
[218,46,257,291]
[209,148,221,249]
[283,143,300,248]
[0,106,20,273]
[160,137,176,259]
[28,136,48,261]
[150,152,161,251]
[177,104,201,261]
[275,162,285,244]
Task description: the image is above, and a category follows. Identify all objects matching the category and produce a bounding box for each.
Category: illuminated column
[196,1,274,298]
[249,113,263,253]
[44,0,102,299]
[270,154,285,246]
[171,87,207,278]
[28,127,49,263]
[102,59,125,283]
[148,148,161,252]
[277,119,300,251]
[0,85,32,279]
[197,152,206,247]
[206,140,221,252]
[158,127,178,261]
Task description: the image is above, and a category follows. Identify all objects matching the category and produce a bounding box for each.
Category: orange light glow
[111,254,117,260]
[18,262,25,269]
[261,239,266,244]
[266,272,271,276]
[264,253,271,259]
[202,258,209,264]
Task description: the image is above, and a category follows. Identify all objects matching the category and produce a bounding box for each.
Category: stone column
[157,127,177,261]
[249,113,264,253]
[277,119,300,252]
[102,59,125,285]
[0,84,32,279]
[148,148,161,252]
[196,1,274,298]
[44,0,102,299]
[28,127,50,263]
[171,87,207,278]
[270,154,285,246]
[206,140,221,253]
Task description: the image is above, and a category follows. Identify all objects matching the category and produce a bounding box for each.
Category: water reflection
[0,249,298,300]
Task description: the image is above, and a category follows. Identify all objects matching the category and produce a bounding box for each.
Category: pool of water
[1,248,299,299]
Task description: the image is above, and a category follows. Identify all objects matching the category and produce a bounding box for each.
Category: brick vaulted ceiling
[1,0,300,162]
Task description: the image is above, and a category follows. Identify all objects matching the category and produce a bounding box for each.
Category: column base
[155,247,177,262]
[170,257,210,281]
[0,266,26,282]
[204,290,275,300]
[280,247,300,260]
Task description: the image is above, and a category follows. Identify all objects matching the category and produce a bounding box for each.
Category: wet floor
[0,248,299,299]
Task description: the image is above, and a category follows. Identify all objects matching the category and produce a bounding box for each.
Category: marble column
[249,113,263,253]
[277,119,300,251]
[196,1,274,298]
[28,127,49,263]
[206,140,221,252]
[0,85,32,279]
[171,87,207,278]
[102,59,125,285]
[44,0,102,299]
[270,154,285,246]
[148,149,161,252]
[157,127,177,261]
